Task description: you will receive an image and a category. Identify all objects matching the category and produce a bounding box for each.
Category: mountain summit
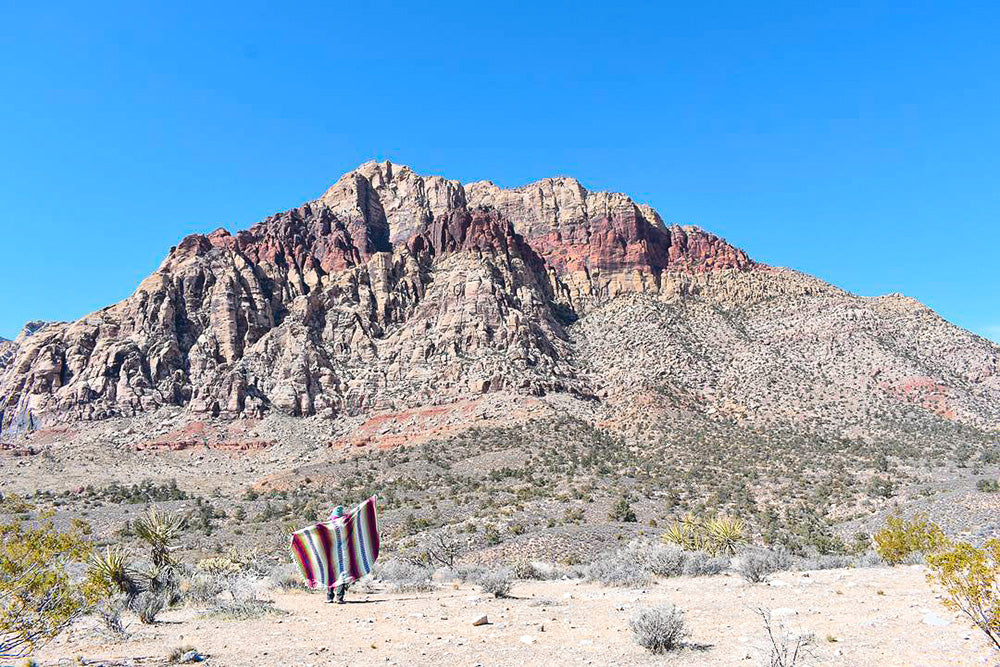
[1,162,997,446]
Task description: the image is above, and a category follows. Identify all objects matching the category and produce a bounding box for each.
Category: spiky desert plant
[133,508,184,570]
[660,516,700,551]
[662,514,748,557]
[705,516,747,556]
[90,546,140,602]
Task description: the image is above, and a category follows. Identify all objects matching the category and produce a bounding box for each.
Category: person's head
[333,505,344,518]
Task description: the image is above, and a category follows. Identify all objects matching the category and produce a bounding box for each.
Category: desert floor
[34,565,998,667]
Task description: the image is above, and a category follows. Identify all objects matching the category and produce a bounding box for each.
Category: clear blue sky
[1,1,997,342]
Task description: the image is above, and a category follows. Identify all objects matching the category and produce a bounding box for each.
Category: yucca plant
[90,545,140,601]
[661,514,749,556]
[704,516,747,556]
[660,517,700,551]
[133,508,185,569]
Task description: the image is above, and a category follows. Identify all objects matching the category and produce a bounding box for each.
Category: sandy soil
[36,565,998,667]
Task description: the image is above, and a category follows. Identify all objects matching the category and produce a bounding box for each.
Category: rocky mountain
[1,161,997,446]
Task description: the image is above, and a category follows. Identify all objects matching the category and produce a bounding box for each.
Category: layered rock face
[1,161,997,442]
[1,162,739,433]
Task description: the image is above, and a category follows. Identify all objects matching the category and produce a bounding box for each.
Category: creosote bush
[873,514,947,565]
[1,516,105,659]
[609,495,637,523]
[926,538,1000,651]
[629,604,688,653]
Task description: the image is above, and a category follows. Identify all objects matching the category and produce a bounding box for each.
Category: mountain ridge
[1,161,997,446]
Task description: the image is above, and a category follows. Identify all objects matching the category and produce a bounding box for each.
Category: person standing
[326,505,349,604]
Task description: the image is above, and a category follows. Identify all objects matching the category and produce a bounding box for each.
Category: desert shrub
[510,559,562,580]
[205,598,285,620]
[588,551,652,588]
[375,561,434,593]
[629,604,687,653]
[976,478,1000,493]
[419,531,465,568]
[376,560,432,583]
[758,607,813,666]
[646,546,687,577]
[856,551,885,568]
[455,563,491,583]
[926,538,1000,650]
[94,598,130,640]
[508,522,527,536]
[196,557,242,577]
[198,572,282,620]
[682,550,729,576]
[1,516,104,658]
[621,540,727,577]
[622,540,685,577]
[479,569,513,598]
[873,514,947,565]
[131,591,165,624]
[268,563,306,591]
[180,573,224,605]
[483,523,502,546]
[609,495,637,523]
[0,494,34,515]
[737,547,791,583]
[794,554,852,571]
[661,515,747,556]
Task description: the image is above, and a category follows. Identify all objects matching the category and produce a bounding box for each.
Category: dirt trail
[35,565,997,666]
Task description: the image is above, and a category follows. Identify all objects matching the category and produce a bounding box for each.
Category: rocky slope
[1,161,997,445]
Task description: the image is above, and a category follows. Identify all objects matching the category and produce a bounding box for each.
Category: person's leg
[326,585,335,603]
[336,582,347,603]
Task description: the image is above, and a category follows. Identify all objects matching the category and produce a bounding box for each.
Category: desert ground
[33,565,996,667]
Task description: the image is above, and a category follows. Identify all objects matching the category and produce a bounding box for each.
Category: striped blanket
[290,495,380,590]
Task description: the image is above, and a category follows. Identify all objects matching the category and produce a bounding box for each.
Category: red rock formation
[0,161,872,437]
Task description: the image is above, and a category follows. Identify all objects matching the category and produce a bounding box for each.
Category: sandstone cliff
[1,162,997,444]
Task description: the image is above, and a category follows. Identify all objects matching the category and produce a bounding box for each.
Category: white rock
[921,612,950,627]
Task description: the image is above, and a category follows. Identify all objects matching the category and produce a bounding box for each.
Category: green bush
[926,538,1000,651]
[609,496,637,523]
[976,478,999,493]
[873,514,947,565]
[1,516,104,658]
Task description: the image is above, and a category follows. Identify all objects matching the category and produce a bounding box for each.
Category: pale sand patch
[36,565,995,666]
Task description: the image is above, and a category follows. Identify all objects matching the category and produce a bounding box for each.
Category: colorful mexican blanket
[290,495,380,589]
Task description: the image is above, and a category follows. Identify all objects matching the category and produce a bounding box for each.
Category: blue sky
[1,1,997,342]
